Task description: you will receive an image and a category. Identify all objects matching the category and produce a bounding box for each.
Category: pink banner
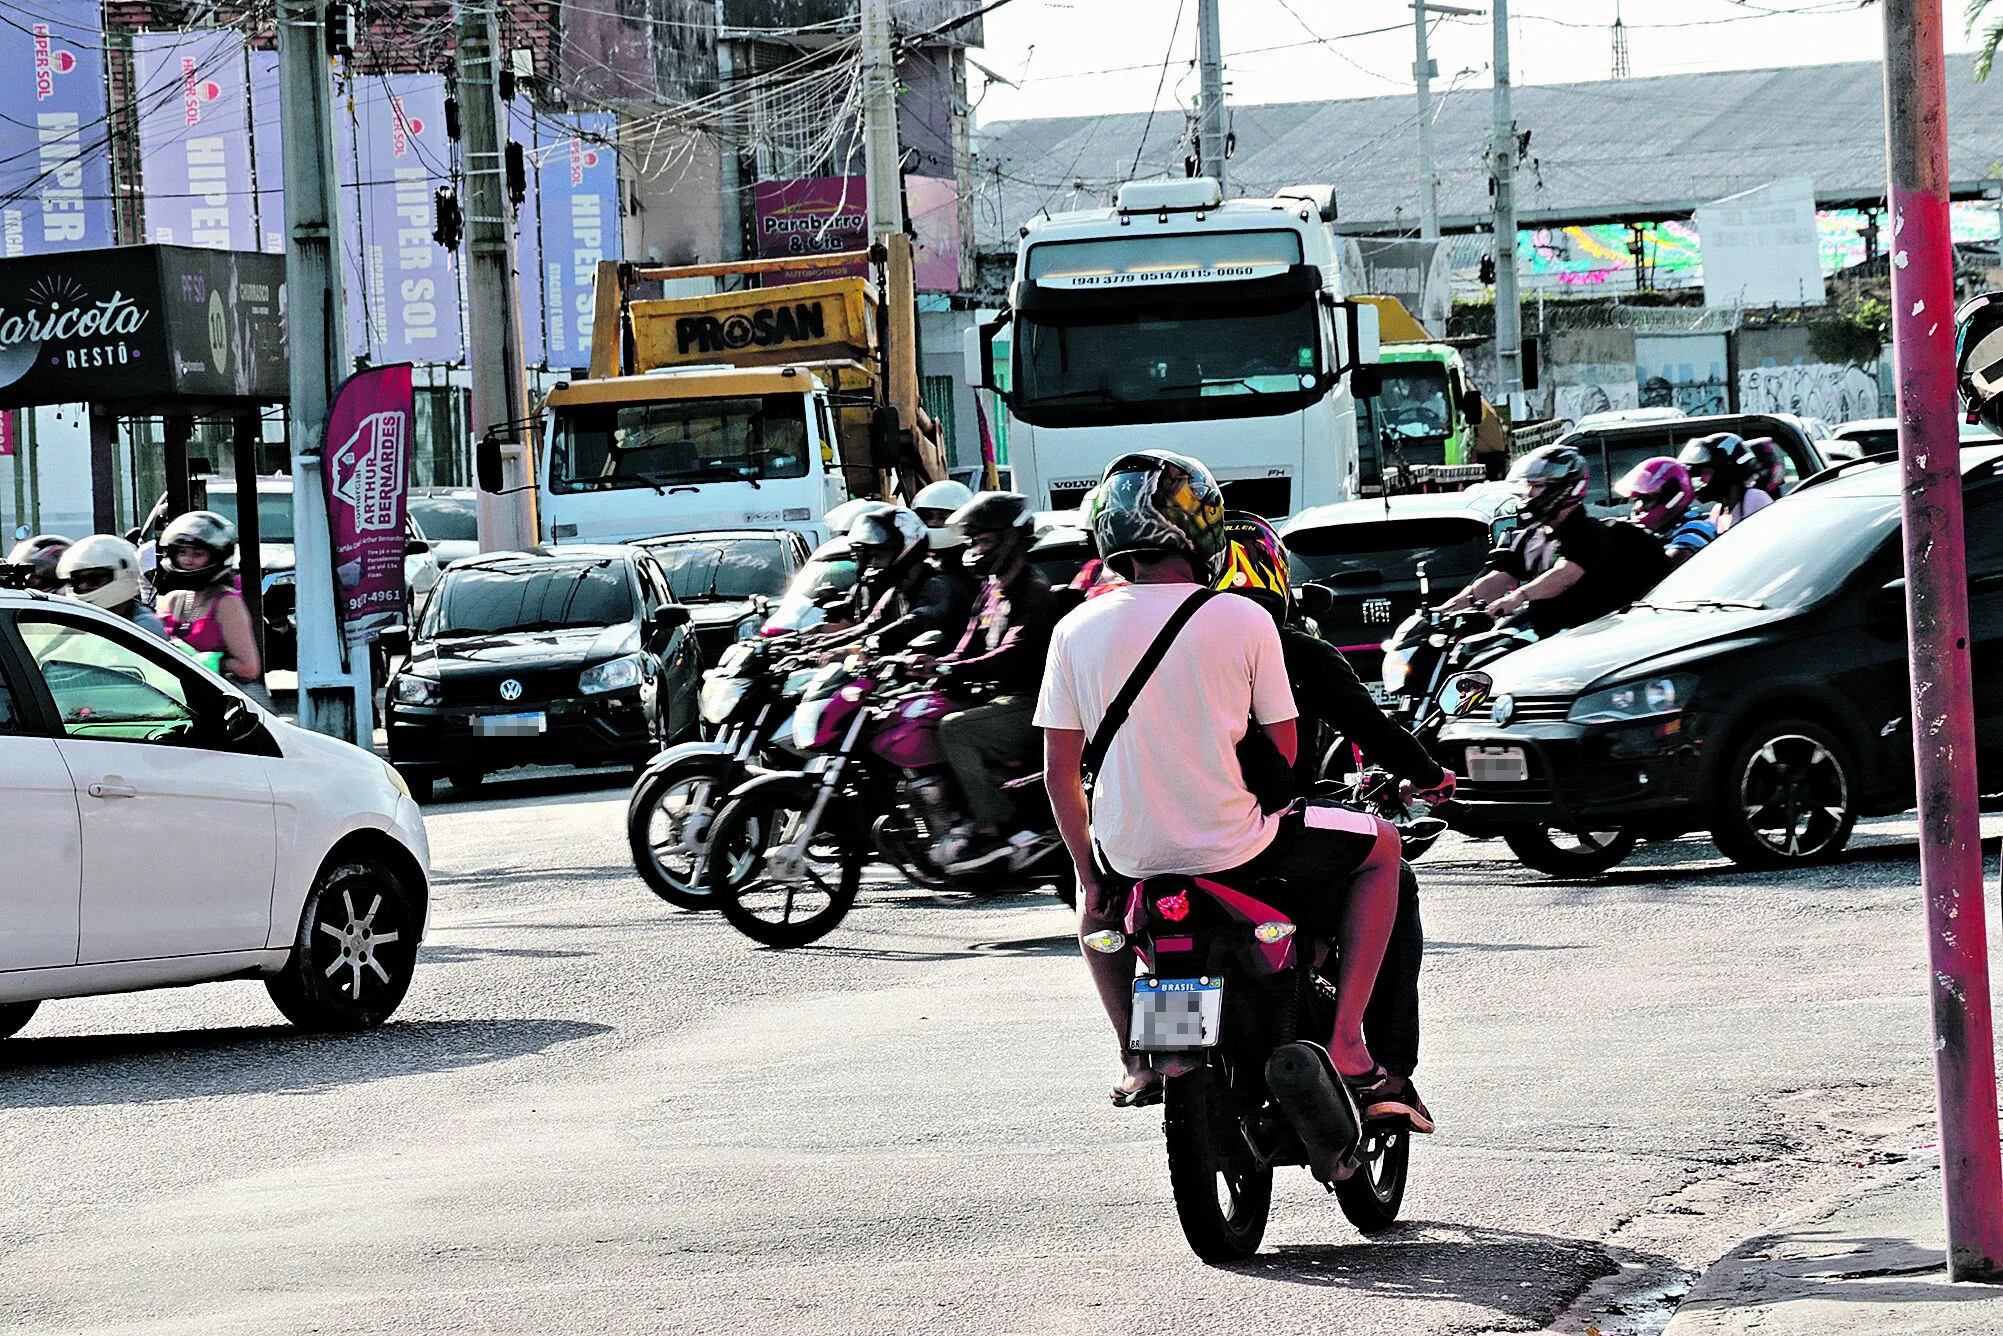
[322,363,413,644]
[0,409,14,457]
[752,176,868,287]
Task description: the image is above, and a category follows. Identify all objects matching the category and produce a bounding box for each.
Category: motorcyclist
[812,505,965,655]
[56,534,167,638]
[913,478,981,623]
[1614,457,1716,568]
[156,510,261,680]
[6,534,71,592]
[926,491,1061,874]
[1036,449,1421,1128]
[1216,511,1451,1125]
[1440,444,1670,637]
[1677,432,1772,534]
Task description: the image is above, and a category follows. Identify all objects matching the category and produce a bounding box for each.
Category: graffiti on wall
[1738,361,1881,423]
[1552,362,1640,424]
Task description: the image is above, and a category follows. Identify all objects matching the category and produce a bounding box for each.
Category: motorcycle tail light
[1082,929,1126,954]
[1253,921,1296,944]
[1154,891,1190,923]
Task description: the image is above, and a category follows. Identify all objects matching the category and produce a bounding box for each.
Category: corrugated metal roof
[969,59,2003,247]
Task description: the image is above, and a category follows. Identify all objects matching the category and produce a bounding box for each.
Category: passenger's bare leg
[1328,818,1402,1077]
[1078,910,1150,1091]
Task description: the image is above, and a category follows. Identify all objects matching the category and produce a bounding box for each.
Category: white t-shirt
[1034,582,1298,878]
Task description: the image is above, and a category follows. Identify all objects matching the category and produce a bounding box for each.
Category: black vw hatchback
[1439,446,2003,870]
[387,547,698,799]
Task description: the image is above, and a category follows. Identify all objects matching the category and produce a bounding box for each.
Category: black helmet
[1958,291,2003,437]
[949,491,1034,577]
[6,533,71,591]
[1508,444,1590,525]
[156,509,239,591]
[1676,432,1754,502]
[1087,450,1227,581]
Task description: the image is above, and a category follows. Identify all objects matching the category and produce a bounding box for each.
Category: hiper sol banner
[322,363,413,646]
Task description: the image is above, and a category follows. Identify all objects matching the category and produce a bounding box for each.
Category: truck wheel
[1503,825,1637,877]
[1711,720,1857,868]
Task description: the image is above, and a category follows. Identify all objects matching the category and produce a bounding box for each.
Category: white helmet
[913,479,975,550]
[57,534,143,610]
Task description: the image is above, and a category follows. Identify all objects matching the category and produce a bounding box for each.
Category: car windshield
[648,539,789,601]
[1644,494,1899,610]
[550,395,810,493]
[205,489,295,543]
[1286,515,1496,589]
[409,495,478,542]
[422,562,633,637]
[1375,364,1451,440]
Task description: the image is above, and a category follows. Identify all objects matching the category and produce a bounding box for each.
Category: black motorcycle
[1106,864,1416,1261]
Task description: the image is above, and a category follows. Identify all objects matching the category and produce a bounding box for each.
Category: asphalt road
[0,772,1984,1335]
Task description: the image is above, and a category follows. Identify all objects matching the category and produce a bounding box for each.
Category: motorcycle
[627,638,817,909]
[702,655,1071,947]
[1315,667,1495,862]
[1105,862,1414,1261]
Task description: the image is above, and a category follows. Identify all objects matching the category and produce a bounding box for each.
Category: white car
[0,589,431,1040]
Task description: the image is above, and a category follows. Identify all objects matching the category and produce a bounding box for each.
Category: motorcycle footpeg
[1264,1041,1362,1186]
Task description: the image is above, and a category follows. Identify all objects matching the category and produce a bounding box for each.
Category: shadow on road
[0,1016,609,1108]
[1230,1220,1639,1325]
[419,767,633,810]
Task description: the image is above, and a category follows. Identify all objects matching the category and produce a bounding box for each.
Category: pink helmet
[1614,456,1695,535]
[1744,436,1787,497]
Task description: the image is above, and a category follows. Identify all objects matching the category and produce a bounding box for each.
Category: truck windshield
[1376,364,1451,441]
[550,394,810,493]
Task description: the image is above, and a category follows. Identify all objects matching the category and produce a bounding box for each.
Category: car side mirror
[405,537,431,556]
[1869,577,1907,635]
[653,604,691,631]
[219,697,261,743]
[1295,583,1335,619]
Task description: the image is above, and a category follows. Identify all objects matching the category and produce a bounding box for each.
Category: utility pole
[1197,0,1226,193]
[457,0,537,552]
[1489,0,1523,416]
[861,0,902,238]
[277,0,369,746]
[1414,2,1437,241]
[1882,0,2003,1283]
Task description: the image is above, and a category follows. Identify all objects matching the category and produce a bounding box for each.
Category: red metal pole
[1883,0,2003,1282]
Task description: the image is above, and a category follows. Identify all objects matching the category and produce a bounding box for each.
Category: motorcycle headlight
[1381,645,1415,696]
[391,672,443,705]
[579,652,645,696]
[1568,673,1698,724]
[699,674,750,724]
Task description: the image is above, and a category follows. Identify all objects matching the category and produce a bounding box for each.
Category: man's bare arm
[1043,727,1105,914]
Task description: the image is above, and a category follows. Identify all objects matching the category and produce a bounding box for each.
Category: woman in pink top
[157,510,261,681]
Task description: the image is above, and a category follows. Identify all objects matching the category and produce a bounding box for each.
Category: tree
[1974,0,2003,79]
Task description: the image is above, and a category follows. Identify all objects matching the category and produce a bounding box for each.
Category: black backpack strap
[1081,588,1216,785]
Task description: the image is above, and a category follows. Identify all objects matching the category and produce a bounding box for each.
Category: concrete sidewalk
[1663,1161,2003,1335]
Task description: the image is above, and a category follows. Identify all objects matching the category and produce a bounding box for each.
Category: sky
[966,0,1980,126]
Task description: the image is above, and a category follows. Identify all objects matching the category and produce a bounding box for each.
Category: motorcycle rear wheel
[628,756,737,910]
[1164,1063,1272,1262]
[708,786,862,948]
[1334,1124,1410,1233]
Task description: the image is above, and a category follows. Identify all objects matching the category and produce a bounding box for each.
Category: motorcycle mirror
[1958,292,2003,437]
[1446,671,1494,718]
[1295,583,1335,619]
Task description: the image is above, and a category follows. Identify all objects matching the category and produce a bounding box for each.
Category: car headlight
[699,674,750,724]
[392,672,443,705]
[381,758,411,798]
[733,613,763,643]
[1568,673,1698,724]
[1382,645,1415,696]
[580,652,645,695]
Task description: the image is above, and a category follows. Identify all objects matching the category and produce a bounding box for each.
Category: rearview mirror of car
[653,604,691,631]
[1295,583,1335,619]
[219,697,262,744]
[405,537,431,556]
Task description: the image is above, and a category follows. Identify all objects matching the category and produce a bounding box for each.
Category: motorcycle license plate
[1129,977,1224,1051]
[1467,744,1528,783]
[1367,683,1396,707]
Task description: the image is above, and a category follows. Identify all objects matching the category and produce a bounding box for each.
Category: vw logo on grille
[499,679,524,702]
[1361,598,1394,625]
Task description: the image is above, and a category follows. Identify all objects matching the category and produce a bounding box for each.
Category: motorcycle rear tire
[1502,825,1638,878]
[708,786,863,948]
[628,756,737,911]
[1164,1064,1272,1263]
[1334,1124,1410,1233]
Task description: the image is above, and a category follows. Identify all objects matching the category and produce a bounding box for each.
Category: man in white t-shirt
[1036,451,1422,1125]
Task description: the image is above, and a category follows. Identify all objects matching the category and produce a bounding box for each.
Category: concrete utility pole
[277,0,370,746]
[1881,0,2003,1283]
[861,0,902,238]
[1414,3,1438,241]
[457,0,537,552]
[1197,0,1226,193]
[1489,0,1523,416]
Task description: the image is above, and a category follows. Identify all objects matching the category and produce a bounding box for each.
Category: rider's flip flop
[1110,1080,1164,1108]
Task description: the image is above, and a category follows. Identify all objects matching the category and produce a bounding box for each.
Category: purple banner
[249,50,283,254]
[0,0,115,257]
[324,362,414,643]
[341,74,462,365]
[134,30,254,251]
[535,112,618,370]
[752,176,868,287]
[510,98,544,368]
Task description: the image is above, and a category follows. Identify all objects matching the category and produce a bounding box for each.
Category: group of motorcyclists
[4,511,262,680]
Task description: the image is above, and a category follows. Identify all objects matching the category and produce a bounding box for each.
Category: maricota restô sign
[0,243,289,409]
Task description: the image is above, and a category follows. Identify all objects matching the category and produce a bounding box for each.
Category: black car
[1438,445,2003,872]
[386,546,699,799]
[631,529,812,664]
[1556,412,1826,520]
[1281,486,1522,685]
